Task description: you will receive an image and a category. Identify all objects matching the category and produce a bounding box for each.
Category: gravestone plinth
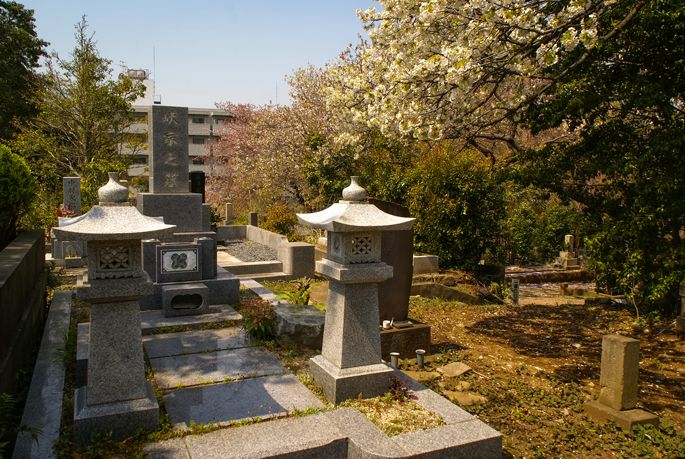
[298,177,415,404]
[584,335,659,432]
[53,173,176,446]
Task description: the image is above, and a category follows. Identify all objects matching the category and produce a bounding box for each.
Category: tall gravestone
[136,105,239,312]
[63,177,82,215]
[137,105,211,238]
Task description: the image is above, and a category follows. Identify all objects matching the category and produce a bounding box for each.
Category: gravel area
[224,239,278,262]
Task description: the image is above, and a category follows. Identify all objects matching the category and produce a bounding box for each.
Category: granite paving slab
[164,374,325,429]
[181,413,346,459]
[143,327,252,359]
[140,304,242,335]
[150,347,286,389]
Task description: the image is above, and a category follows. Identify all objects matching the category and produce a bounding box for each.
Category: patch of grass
[340,392,445,437]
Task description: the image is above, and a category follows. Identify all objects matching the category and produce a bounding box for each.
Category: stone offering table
[297,177,415,404]
[53,172,176,445]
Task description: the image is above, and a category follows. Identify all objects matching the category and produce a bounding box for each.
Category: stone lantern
[297,177,415,404]
[53,173,176,445]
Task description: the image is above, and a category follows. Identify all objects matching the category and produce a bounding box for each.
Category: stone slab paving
[164,374,325,429]
[144,412,348,459]
[143,328,252,359]
[150,347,286,389]
[140,304,242,335]
[13,291,72,459]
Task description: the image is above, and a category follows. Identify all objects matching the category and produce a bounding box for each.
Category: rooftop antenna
[153,46,155,80]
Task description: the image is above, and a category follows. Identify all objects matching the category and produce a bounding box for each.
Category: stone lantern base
[74,381,159,446]
[310,355,394,405]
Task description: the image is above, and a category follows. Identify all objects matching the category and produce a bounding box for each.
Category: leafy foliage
[0,144,36,250]
[260,205,298,237]
[405,147,504,271]
[0,393,42,459]
[498,184,587,264]
[0,1,47,142]
[240,299,276,341]
[519,0,685,311]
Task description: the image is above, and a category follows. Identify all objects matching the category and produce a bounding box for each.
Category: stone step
[144,412,347,459]
[219,259,284,275]
[236,271,296,282]
[163,374,325,429]
[140,304,242,335]
[142,328,252,359]
[149,347,287,390]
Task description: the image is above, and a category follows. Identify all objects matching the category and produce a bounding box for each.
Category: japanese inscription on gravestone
[149,105,189,193]
[63,177,82,215]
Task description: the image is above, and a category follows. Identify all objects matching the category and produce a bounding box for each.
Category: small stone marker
[224,202,233,225]
[63,176,82,215]
[249,212,258,226]
[511,279,520,305]
[584,335,659,431]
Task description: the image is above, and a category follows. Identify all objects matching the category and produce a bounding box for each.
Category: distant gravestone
[149,105,189,193]
[511,279,520,305]
[63,177,81,215]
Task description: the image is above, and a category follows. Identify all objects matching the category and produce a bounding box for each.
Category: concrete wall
[216,225,315,278]
[0,230,47,396]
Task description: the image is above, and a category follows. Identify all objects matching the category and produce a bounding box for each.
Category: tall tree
[518,0,685,310]
[326,0,645,160]
[14,16,145,208]
[0,1,47,142]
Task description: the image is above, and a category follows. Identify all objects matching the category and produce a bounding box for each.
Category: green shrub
[406,148,504,271]
[240,299,276,341]
[260,205,298,236]
[0,145,37,250]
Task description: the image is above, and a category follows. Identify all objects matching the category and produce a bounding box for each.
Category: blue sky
[22,0,379,108]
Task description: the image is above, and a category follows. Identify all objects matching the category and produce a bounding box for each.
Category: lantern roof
[297,177,415,232]
[52,172,176,241]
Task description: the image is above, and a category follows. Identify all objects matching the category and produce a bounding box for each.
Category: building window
[192,138,205,145]
[192,157,204,165]
[192,118,205,124]
[132,156,148,164]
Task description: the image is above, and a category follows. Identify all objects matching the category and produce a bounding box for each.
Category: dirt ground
[297,276,685,458]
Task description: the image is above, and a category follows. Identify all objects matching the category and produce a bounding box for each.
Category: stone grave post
[63,177,82,215]
[511,279,520,305]
[584,335,659,431]
[136,105,212,238]
[53,172,176,445]
[555,234,579,270]
[297,177,415,404]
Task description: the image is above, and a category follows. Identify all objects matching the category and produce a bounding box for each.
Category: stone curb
[13,290,72,459]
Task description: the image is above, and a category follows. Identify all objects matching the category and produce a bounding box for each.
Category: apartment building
[121,69,232,177]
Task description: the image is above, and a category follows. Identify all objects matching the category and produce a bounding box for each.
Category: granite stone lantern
[53,172,176,445]
[297,177,415,404]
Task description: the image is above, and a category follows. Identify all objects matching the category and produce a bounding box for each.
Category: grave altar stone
[52,173,176,445]
[555,234,579,269]
[297,177,415,404]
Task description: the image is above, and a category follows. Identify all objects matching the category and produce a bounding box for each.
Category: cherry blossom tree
[325,0,648,161]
